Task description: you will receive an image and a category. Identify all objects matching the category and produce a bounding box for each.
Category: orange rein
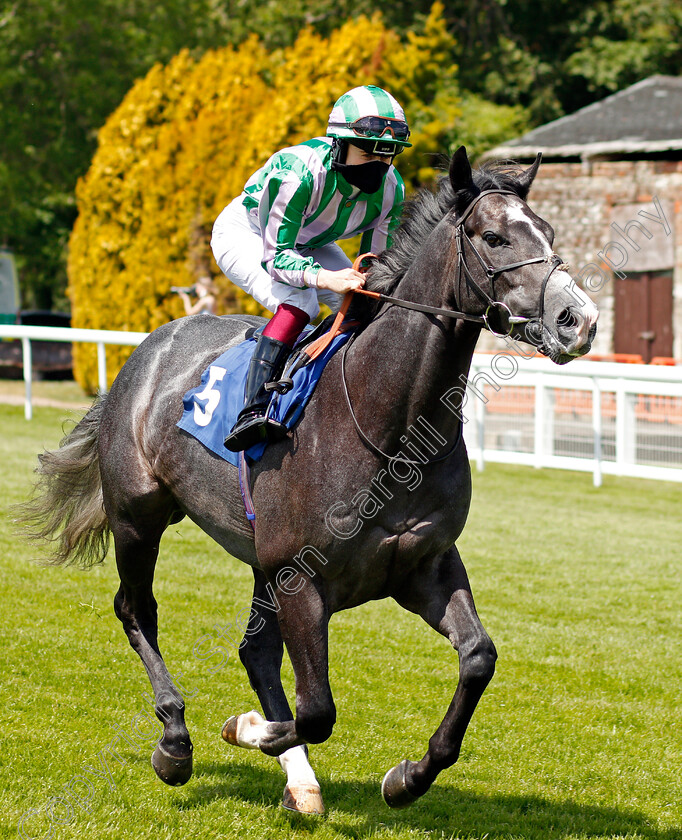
[299,253,377,362]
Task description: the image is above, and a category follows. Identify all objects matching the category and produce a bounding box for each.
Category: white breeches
[211,197,348,319]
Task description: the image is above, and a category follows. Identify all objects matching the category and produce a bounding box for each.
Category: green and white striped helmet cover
[326,85,411,148]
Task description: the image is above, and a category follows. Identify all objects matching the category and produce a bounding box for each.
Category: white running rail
[2,325,682,485]
[464,353,682,486]
[0,324,148,420]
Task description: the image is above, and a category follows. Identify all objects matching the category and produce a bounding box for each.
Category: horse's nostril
[557,308,578,331]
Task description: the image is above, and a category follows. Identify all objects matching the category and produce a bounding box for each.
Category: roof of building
[484,75,682,160]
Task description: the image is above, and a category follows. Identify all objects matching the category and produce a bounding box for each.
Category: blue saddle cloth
[177,328,353,466]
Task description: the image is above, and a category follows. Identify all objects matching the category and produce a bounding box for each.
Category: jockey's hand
[315,267,366,295]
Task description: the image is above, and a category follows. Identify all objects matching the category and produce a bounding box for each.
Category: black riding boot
[224,334,290,452]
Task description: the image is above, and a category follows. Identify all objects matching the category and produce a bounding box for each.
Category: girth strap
[238,451,256,531]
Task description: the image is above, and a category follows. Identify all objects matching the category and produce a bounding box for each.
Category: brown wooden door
[614,271,673,362]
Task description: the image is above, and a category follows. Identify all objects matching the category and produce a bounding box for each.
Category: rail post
[21,336,32,421]
[591,377,602,487]
[97,342,107,394]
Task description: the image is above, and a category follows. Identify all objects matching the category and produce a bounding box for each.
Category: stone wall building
[482,75,682,362]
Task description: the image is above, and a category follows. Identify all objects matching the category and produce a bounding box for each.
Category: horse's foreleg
[111,509,193,787]
[222,569,324,814]
[384,545,497,807]
[225,570,335,757]
[271,571,336,751]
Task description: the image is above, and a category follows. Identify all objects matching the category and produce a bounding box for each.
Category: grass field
[1,396,680,840]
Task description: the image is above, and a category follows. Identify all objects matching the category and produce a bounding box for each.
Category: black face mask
[332,159,390,194]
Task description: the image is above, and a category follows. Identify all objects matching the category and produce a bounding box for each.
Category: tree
[459,0,682,119]
[68,4,527,391]
[563,0,682,109]
[6,0,679,316]
[0,0,230,310]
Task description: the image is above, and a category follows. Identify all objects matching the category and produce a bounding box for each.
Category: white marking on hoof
[221,710,268,749]
[282,783,325,815]
[278,745,322,813]
[278,745,319,786]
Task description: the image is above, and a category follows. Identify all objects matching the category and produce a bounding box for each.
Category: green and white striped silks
[242,137,405,288]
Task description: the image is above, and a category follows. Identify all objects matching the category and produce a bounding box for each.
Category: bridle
[352,188,567,339]
[452,189,567,338]
[341,188,569,466]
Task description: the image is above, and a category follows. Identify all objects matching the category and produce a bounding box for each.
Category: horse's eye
[483,232,502,247]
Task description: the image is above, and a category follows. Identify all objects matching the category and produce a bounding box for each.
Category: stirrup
[224,411,288,452]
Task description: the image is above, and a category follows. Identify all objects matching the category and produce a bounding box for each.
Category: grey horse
[23,147,598,815]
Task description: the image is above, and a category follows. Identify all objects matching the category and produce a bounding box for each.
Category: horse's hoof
[221,715,239,745]
[382,760,418,808]
[221,710,264,749]
[151,742,193,786]
[282,784,325,815]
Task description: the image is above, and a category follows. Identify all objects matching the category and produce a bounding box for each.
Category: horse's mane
[348,159,530,325]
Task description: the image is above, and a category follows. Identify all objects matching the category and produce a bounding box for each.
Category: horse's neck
[347,251,481,452]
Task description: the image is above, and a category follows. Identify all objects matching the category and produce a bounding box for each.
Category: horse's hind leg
[383,545,497,807]
[222,569,324,814]
[108,486,193,786]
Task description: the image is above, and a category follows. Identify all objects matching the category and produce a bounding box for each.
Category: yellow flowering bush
[68,3,461,390]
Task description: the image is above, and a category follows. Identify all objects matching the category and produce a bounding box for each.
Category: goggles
[329,115,411,141]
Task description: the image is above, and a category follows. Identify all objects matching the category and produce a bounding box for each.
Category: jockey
[211,84,411,452]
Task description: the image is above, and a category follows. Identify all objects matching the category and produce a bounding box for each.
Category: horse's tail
[18,394,110,568]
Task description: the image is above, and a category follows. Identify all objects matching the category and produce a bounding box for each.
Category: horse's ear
[449,145,474,193]
[516,152,542,199]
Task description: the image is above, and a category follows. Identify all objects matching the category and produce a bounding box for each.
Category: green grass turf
[0,378,91,409]
[1,403,680,840]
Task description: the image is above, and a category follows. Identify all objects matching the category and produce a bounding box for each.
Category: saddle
[176,310,359,468]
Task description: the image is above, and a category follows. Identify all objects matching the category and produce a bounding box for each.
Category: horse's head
[449,146,598,364]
